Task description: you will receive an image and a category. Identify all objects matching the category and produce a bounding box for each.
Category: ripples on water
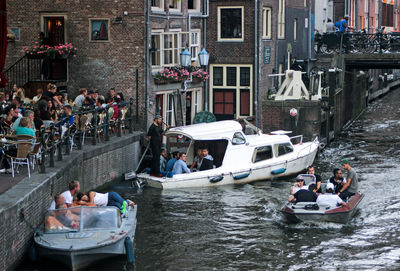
[19,91,400,271]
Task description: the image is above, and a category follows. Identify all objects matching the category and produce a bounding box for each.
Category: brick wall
[5,0,147,128]
[262,100,321,140]
[0,133,141,271]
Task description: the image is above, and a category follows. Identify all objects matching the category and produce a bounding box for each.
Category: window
[151,0,164,11]
[89,19,110,42]
[226,67,237,86]
[169,0,181,12]
[151,31,200,67]
[41,15,67,45]
[213,67,223,86]
[190,31,200,61]
[253,146,273,163]
[232,132,246,145]
[294,19,297,41]
[262,7,272,39]
[210,65,253,120]
[218,7,244,41]
[240,67,250,86]
[278,0,285,39]
[275,143,293,157]
[166,93,175,127]
[10,28,20,41]
[151,34,161,66]
[188,0,200,12]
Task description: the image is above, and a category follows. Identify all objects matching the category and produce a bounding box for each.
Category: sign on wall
[264,46,271,64]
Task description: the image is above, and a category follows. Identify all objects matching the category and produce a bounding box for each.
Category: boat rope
[20,209,40,233]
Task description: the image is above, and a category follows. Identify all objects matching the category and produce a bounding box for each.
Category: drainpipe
[355,0,358,30]
[378,0,382,29]
[254,0,259,127]
[307,0,312,77]
[145,0,150,129]
[187,0,209,111]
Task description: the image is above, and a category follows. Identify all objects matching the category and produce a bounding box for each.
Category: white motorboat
[137,120,319,189]
[34,205,137,271]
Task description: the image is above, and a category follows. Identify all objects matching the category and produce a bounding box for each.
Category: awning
[0,0,7,89]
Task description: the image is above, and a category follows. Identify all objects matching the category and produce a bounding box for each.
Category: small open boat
[137,120,319,189]
[34,205,137,270]
[281,192,364,224]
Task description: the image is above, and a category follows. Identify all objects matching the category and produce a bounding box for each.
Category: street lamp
[198,48,209,111]
[198,48,209,67]
[180,48,191,67]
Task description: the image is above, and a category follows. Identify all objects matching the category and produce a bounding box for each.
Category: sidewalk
[0,167,33,195]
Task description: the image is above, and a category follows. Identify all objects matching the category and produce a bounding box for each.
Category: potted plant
[191,67,209,82]
[23,42,50,59]
[48,43,77,59]
[153,66,190,84]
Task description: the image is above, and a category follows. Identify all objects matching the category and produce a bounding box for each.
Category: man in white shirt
[49,193,65,211]
[317,183,347,209]
[61,181,80,207]
[290,175,309,195]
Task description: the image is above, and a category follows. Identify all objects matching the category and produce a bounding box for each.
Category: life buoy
[209,175,224,183]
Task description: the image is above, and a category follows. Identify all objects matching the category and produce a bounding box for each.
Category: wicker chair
[6,141,33,178]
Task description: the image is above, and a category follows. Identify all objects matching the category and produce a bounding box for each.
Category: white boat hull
[139,142,318,189]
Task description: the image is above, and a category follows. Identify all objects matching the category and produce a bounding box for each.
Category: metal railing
[3,55,45,93]
[34,99,136,174]
[314,30,400,55]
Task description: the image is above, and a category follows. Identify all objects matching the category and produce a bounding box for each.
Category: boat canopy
[165,120,243,140]
[44,206,120,233]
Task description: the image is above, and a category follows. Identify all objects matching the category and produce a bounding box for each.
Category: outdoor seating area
[0,85,136,193]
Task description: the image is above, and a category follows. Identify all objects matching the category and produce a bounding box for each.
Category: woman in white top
[77,191,134,211]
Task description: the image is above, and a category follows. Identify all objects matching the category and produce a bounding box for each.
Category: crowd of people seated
[46,180,135,230]
[288,159,359,209]
[0,84,128,174]
[156,146,215,177]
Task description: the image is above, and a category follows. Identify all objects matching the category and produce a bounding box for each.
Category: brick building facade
[207,0,309,127]
[5,0,148,127]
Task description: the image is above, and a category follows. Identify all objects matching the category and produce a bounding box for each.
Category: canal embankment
[0,132,142,271]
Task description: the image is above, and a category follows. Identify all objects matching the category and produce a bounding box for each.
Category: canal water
[19,89,400,271]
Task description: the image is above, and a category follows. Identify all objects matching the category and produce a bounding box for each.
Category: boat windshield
[81,207,120,230]
[44,207,82,233]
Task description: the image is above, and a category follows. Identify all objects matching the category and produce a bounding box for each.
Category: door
[44,17,65,45]
[213,89,236,120]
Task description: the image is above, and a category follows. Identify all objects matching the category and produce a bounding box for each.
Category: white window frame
[188,0,201,13]
[188,88,202,123]
[190,30,200,62]
[262,7,272,39]
[169,0,182,13]
[209,64,253,119]
[217,6,244,42]
[151,0,164,12]
[151,30,201,68]
[278,0,285,39]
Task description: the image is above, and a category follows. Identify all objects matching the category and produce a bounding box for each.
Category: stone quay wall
[0,132,142,271]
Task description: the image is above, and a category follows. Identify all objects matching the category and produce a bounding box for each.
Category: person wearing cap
[288,184,318,203]
[147,114,169,177]
[317,183,346,209]
[307,165,322,193]
[290,175,309,195]
[338,159,358,200]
